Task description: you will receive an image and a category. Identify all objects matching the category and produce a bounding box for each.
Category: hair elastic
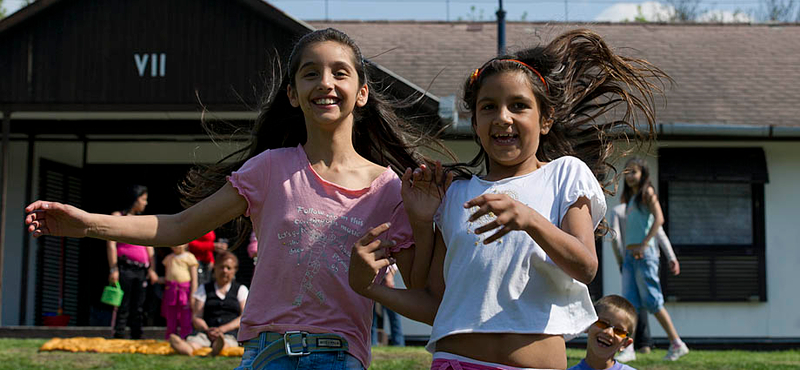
[469,59,549,92]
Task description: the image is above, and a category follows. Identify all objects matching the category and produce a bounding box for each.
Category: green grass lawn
[1,339,798,369]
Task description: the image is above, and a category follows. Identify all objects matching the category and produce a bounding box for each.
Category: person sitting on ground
[569,295,638,370]
[169,251,248,356]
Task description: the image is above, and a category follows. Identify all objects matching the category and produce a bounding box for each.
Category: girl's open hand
[25,201,92,238]
[349,223,395,297]
[401,161,454,223]
[466,193,535,244]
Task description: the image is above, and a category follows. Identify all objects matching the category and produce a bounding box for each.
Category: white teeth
[314,98,337,105]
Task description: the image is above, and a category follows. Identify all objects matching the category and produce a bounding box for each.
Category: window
[658,148,767,302]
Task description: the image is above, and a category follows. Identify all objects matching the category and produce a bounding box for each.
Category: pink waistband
[162,281,191,307]
[432,358,501,370]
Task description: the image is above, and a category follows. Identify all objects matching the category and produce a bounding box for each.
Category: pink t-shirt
[228,145,413,368]
[116,242,150,265]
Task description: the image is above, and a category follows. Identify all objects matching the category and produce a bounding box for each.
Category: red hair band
[469,59,548,92]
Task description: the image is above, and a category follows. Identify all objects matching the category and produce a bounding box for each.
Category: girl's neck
[303,121,364,167]
[484,157,547,182]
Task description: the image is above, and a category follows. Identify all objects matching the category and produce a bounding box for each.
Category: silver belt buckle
[284,331,310,356]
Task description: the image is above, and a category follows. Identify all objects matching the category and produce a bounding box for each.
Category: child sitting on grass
[569,295,638,370]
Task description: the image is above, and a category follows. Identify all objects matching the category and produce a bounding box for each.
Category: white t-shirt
[427,156,605,352]
[193,282,249,304]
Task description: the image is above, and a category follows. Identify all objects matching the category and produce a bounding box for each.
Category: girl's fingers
[401,167,412,184]
[357,223,392,247]
[468,204,493,222]
[434,161,443,185]
[473,220,501,235]
[421,164,433,183]
[367,239,396,259]
[483,227,511,244]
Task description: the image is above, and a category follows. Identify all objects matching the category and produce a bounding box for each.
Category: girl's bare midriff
[435,332,567,369]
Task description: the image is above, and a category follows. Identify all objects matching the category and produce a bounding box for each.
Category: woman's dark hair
[620,157,653,210]
[452,29,670,234]
[121,184,148,215]
[179,28,451,246]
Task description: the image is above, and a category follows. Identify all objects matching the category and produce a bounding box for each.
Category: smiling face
[586,308,634,364]
[624,164,643,189]
[287,41,369,130]
[474,71,551,179]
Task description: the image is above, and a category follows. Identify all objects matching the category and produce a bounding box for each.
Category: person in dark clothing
[107,185,158,339]
[169,252,248,356]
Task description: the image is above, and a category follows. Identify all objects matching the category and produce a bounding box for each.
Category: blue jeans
[371,307,405,346]
[622,249,665,314]
[236,333,364,370]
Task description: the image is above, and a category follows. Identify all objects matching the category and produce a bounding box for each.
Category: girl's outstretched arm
[395,161,453,289]
[25,183,248,247]
[350,223,446,325]
[467,194,598,284]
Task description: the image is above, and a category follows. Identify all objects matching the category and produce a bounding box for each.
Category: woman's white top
[427,156,606,352]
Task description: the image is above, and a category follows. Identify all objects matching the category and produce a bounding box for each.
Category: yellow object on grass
[39,337,244,357]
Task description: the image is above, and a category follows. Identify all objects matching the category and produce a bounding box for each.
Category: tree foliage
[666,0,702,21]
[760,0,798,21]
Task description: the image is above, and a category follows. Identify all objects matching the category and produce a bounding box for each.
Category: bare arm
[26,183,247,247]
[191,297,209,332]
[396,162,453,289]
[189,264,198,307]
[350,226,446,325]
[610,208,624,269]
[641,186,664,246]
[468,194,598,284]
[147,247,158,283]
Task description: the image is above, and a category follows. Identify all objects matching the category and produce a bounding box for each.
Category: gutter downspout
[0,111,10,320]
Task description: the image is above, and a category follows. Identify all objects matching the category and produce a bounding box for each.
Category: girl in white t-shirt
[349,29,669,370]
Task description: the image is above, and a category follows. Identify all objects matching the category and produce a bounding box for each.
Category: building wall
[1,138,242,325]
[5,138,799,338]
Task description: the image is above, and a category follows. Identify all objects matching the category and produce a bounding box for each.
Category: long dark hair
[121,185,148,215]
[179,28,450,245]
[453,29,668,182]
[620,157,653,210]
[451,29,670,234]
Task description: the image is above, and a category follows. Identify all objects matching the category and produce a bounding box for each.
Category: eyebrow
[477,94,533,104]
[298,60,354,72]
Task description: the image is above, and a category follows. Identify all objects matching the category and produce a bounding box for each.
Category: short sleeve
[237,285,249,304]
[187,253,199,267]
[228,150,272,217]
[558,157,607,229]
[193,285,207,303]
[386,202,414,253]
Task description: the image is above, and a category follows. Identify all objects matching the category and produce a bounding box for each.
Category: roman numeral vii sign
[134,53,166,77]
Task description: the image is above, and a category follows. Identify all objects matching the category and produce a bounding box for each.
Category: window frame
[658,148,767,302]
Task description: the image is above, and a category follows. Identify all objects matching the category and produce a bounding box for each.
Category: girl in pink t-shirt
[26,28,450,370]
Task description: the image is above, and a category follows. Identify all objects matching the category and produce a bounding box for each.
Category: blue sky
[2,0,763,22]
